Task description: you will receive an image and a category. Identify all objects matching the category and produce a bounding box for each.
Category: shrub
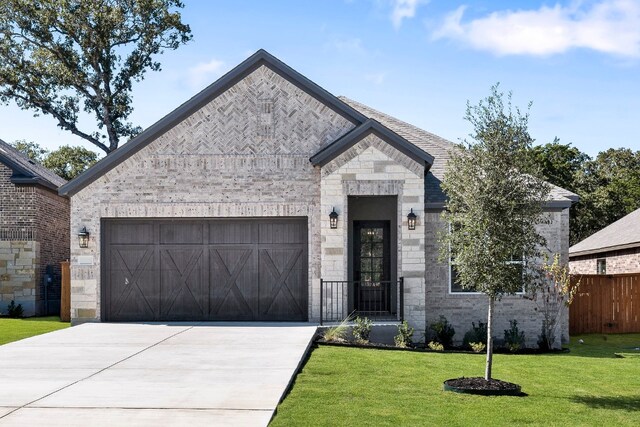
[353,316,372,343]
[322,314,353,343]
[394,320,414,348]
[504,320,526,352]
[469,342,486,353]
[462,320,487,348]
[427,315,455,348]
[537,320,554,351]
[7,300,23,318]
[427,341,444,351]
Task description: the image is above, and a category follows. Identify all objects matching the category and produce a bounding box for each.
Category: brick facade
[0,163,69,316]
[67,58,572,348]
[69,64,355,323]
[425,208,571,347]
[570,247,640,274]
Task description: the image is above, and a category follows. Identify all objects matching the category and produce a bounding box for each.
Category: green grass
[272,334,640,426]
[0,316,70,345]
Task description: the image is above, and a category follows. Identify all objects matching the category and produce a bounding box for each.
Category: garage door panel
[209,247,256,320]
[106,247,158,321]
[258,247,307,321]
[160,248,207,320]
[210,222,255,244]
[259,221,306,244]
[103,219,308,322]
[160,223,204,245]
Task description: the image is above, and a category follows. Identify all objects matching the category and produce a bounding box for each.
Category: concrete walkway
[0,322,316,426]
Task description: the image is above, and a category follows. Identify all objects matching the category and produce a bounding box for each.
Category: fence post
[60,261,70,322]
[319,278,323,326]
[399,277,404,322]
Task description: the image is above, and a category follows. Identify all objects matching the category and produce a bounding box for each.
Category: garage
[102,218,308,322]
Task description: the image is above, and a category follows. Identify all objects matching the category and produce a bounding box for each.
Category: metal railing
[320,278,404,325]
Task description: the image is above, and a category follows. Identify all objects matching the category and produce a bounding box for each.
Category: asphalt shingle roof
[338,96,579,206]
[569,208,640,256]
[0,138,67,189]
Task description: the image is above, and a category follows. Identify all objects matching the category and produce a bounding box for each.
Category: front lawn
[271,334,640,426]
[0,316,70,345]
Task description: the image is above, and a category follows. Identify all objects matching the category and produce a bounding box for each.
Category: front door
[353,221,391,315]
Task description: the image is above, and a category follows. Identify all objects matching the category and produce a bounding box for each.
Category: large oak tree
[0,0,192,154]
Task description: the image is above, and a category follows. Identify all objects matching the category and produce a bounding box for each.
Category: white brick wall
[320,134,426,330]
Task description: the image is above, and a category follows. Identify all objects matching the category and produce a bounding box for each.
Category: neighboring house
[0,139,69,316]
[570,208,640,275]
[58,50,576,344]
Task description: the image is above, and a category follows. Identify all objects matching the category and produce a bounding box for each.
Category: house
[570,207,640,274]
[0,139,69,316]
[58,50,575,344]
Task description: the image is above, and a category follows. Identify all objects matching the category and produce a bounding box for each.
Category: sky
[0,0,639,158]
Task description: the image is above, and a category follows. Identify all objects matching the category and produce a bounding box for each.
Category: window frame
[596,258,607,275]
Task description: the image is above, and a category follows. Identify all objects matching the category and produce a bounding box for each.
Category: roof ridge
[337,96,456,151]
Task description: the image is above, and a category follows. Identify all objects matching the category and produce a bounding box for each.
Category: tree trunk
[485,296,495,381]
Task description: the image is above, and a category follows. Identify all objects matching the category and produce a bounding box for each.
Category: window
[449,254,525,294]
[597,258,606,274]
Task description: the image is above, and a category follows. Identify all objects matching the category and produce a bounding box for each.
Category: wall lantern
[407,209,417,230]
[78,227,90,248]
[329,207,339,229]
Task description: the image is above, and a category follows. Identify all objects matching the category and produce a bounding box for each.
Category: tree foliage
[0,0,192,154]
[439,84,551,380]
[11,140,98,180]
[531,142,640,244]
[43,145,99,180]
[11,139,48,162]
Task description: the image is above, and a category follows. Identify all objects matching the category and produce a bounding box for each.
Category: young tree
[0,0,192,154]
[529,253,579,350]
[439,85,551,381]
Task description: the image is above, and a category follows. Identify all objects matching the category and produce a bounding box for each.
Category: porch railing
[319,278,404,325]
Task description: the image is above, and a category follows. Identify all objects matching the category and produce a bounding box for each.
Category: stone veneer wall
[425,208,571,347]
[0,241,39,315]
[570,248,640,275]
[320,133,426,331]
[69,64,355,323]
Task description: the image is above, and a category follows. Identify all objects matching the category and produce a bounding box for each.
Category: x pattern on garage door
[103,219,308,321]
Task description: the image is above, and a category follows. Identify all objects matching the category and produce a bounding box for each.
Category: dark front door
[102,218,308,322]
[353,220,391,315]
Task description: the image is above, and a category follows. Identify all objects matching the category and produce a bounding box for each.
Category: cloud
[364,72,386,85]
[433,0,640,58]
[331,37,366,55]
[187,58,225,89]
[391,0,426,28]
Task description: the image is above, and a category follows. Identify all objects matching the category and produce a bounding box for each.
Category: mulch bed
[443,377,524,396]
[315,337,569,355]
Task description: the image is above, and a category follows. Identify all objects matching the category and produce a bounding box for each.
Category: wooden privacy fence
[570,273,640,334]
[60,261,70,322]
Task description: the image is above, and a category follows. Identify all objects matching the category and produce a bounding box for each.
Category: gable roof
[339,96,579,208]
[0,138,66,191]
[570,208,640,257]
[59,49,369,197]
[310,119,434,167]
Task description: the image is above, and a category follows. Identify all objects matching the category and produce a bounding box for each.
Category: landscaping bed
[443,377,522,396]
[272,333,640,426]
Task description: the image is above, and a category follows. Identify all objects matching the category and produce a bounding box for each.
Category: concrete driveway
[0,322,316,426]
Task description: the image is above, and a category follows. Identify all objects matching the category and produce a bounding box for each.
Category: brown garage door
[102,218,308,322]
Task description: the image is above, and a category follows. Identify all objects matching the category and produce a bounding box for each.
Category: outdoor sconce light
[407,209,417,230]
[329,207,339,229]
[78,227,90,248]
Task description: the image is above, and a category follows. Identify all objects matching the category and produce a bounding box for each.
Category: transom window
[450,254,525,294]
